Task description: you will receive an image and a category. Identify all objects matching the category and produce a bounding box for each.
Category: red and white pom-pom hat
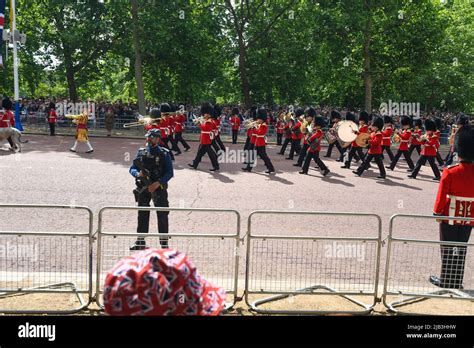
[103,248,226,316]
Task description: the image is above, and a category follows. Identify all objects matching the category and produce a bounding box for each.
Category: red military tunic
[48,110,57,124]
[158,118,169,138]
[434,162,474,226]
[276,120,285,134]
[291,121,303,140]
[199,120,214,145]
[382,126,393,147]
[0,110,15,128]
[367,131,383,155]
[411,128,422,145]
[174,115,184,133]
[307,129,324,153]
[230,116,241,131]
[352,124,368,148]
[284,122,292,139]
[398,129,412,151]
[421,133,438,157]
[254,123,268,147]
[434,130,441,150]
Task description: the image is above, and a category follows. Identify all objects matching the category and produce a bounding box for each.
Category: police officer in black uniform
[129,128,174,250]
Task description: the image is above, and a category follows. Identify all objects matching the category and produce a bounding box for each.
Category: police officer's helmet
[145,129,161,139]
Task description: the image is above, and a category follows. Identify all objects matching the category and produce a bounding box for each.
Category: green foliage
[1,0,472,111]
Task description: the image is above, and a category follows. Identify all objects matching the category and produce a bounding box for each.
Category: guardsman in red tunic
[430,125,474,289]
[173,109,190,152]
[278,113,293,155]
[299,116,330,176]
[230,107,241,144]
[211,104,226,153]
[324,110,345,162]
[381,115,395,162]
[342,111,369,169]
[408,119,441,180]
[294,107,316,167]
[188,103,219,171]
[0,97,16,150]
[434,118,444,167]
[242,108,275,174]
[47,102,58,136]
[408,118,423,157]
[275,112,285,146]
[286,108,304,160]
[386,116,415,171]
[353,117,386,179]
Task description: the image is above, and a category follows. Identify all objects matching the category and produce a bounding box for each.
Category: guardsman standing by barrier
[431,125,474,289]
[188,103,220,172]
[230,107,241,144]
[47,102,57,136]
[129,128,174,251]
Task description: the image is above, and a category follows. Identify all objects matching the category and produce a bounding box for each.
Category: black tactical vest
[136,147,168,186]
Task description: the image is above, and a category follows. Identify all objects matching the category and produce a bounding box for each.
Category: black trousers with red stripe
[438,222,472,288]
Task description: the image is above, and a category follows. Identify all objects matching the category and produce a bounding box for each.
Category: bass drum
[335,120,358,144]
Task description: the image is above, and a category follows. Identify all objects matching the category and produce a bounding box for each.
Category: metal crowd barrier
[382,214,474,315]
[0,204,93,314]
[244,210,382,315]
[94,206,241,310]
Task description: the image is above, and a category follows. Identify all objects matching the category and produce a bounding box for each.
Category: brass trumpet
[192,115,205,125]
[123,115,163,128]
[244,120,258,129]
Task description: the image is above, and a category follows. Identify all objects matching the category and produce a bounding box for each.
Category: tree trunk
[238,37,252,108]
[363,2,372,112]
[64,49,78,102]
[131,0,146,116]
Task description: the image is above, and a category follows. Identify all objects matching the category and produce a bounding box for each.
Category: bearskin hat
[456,113,469,126]
[231,107,239,116]
[359,111,369,123]
[455,125,474,161]
[257,108,267,121]
[2,97,12,110]
[200,102,213,116]
[373,117,384,130]
[434,118,443,130]
[345,112,356,122]
[306,107,316,118]
[160,103,171,113]
[295,107,305,117]
[149,108,161,119]
[250,106,258,120]
[384,115,393,124]
[331,110,341,121]
[314,116,326,128]
[49,102,56,110]
[424,119,436,132]
[212,104,222,119]
[401,116,412,127]
[414,118,423,128]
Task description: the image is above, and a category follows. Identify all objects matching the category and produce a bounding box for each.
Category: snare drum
[335,120,358,144]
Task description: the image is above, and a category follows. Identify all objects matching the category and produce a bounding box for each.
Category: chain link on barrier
[382,214,474,315]
[0,204,94,314]
[244,210,382,315]
[94,206,241,310]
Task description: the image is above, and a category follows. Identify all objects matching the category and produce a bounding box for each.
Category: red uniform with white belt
[398,129,411,151]
[0,110,15,128]
[409,131,441,180]
[354,130,386,178]
[230,116,241,131]
[431,161,474,289]
[244,121,275,173]
[199,120,214,145]
[381,126,393,147]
